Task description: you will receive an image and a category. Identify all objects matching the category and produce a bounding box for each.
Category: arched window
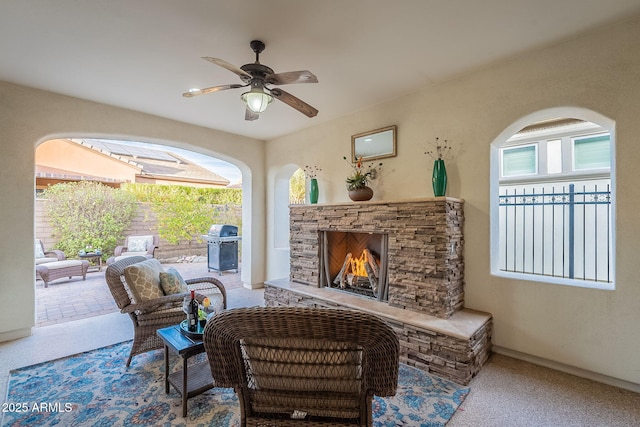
[289,168,305,205]
[490,109,615,289]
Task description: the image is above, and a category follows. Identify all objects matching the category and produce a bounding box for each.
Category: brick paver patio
[35,260,243,327]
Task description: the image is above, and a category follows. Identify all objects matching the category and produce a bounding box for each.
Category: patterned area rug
[2,341,469,427]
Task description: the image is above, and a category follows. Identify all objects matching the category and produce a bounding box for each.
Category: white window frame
[490,108,616,290]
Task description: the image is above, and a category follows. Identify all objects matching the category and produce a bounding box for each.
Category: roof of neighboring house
[35,165,125,185]
[73,139,231,187]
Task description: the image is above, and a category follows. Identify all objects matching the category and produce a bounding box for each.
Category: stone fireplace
[264,198,493,385]
[288,198,464,318]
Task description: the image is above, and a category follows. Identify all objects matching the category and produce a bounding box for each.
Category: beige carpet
[449,353,640,426]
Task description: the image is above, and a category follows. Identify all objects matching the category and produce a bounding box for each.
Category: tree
[289,168,305,204]
[122,183,242,205]
[141,185,228,255]
[118,183,242,256]
[43,181,137,257]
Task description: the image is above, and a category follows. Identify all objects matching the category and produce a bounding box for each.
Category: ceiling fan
[183,40,319,121]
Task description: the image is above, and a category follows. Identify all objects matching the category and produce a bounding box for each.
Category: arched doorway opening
[34,137,246,326]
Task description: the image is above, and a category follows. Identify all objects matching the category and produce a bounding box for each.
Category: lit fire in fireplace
[349,252,368,277]
[333,249,380,296]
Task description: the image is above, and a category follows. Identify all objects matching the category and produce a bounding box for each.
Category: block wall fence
[35,199,240,260]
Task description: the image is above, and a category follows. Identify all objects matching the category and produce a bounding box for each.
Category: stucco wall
[0,83,265,342]
[265,15,640,386]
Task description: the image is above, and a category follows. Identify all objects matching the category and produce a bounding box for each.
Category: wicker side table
[78,252,103,272]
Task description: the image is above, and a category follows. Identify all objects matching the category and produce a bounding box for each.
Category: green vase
[309,178,319,204]
[432,159,447,197]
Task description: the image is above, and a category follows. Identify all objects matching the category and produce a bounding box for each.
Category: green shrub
[122,183,242,255]
[43,182,137,258]
[122,183,242,205]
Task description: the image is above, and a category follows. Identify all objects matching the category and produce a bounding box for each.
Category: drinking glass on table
[182,296,191,316]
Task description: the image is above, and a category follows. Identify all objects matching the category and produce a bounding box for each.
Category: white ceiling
[2,0,640,141]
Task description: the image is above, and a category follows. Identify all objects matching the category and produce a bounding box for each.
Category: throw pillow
[159,272,188,295]
[35,240,45,258]
[166,267,187,285]
[128,235,153,252]
[123,258,164,303]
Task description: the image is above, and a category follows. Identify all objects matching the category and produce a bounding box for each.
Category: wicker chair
[35,239,65,264]
[106,234,159,265]
[203,306,399,427]
[105,256,227,366]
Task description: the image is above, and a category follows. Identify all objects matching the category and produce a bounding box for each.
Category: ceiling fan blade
[182,84,245,98]
[265,70,318,85]
[202,57,252,81]
[269,88,319,118]
[245,108,259,121]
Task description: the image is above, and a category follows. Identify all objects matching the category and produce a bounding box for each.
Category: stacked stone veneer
[289,198,465,318]
[269,198,492,385]
[264,282,492,385]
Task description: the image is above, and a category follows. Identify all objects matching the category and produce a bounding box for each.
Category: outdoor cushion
[112,252,148,263]
[123,258,165,303]
[166,267,186,283]
[35,240,45,258]
[128,235,153,252]
[36,257,60,265]
[38,260,84,270]
[159,271,188,295]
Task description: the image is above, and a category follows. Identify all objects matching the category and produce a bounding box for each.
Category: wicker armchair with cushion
[106,256,227,366]
[35,239,65,265]
[106,234,159,265]
[203,306,399,427]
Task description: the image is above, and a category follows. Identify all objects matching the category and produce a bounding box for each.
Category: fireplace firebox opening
[318,231,389,301]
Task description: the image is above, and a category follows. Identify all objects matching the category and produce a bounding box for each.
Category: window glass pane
[574,134,610,170]
[547,139,562,174]
[502,145,537,177]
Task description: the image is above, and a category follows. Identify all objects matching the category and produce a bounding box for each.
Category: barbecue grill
[203,224,241,275]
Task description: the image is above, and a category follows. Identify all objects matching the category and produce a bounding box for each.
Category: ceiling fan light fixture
[241,86,273,113]
[185,40,317,120]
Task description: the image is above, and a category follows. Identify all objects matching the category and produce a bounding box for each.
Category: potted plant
[343,156,382,201]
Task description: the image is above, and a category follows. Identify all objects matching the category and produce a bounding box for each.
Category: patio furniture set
[35,239,89,288]
[102,255,400,425]
[34,234,157,287]
[35,235,400,425]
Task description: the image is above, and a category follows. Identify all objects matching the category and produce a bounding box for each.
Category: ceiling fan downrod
[250,40,265,63]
